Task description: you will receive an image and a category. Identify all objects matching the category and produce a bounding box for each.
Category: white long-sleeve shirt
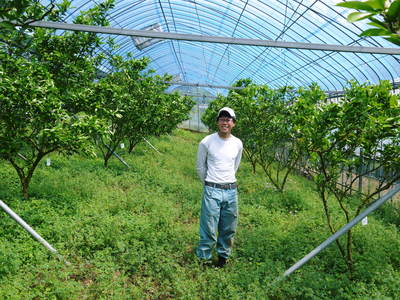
[196,132,243,184]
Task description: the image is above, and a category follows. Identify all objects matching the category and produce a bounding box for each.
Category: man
[196,107,243,268]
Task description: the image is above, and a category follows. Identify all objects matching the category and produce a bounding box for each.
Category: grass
[0,129,399,299]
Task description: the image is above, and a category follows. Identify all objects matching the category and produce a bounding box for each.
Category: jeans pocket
[204,185,214,198]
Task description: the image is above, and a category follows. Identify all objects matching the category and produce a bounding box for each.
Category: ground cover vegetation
[0,129,399,299]
[202,79,400,279]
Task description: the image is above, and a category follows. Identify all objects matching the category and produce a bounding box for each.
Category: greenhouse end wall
[179,103,209,133]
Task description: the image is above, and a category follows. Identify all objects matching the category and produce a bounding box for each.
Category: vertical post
[189,106,192,130]
[367,159,371,195]
[341,171,344,188]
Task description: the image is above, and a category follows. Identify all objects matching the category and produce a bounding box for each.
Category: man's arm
[234,142,243,172]
[196,142,207,182]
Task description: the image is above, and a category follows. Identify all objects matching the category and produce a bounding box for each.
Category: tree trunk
[104,151,112,167]
[128,140,140,154]
[347,230,354,280]
[128,143,135,154]
[251,160,257,174]
[9,152,44,199]
[319,188,349,270]
[243,149,257,173]
[21,176,31,200]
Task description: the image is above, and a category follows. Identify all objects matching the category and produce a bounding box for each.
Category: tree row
[0,1,194,199]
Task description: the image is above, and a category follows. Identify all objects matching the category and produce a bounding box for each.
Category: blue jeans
[196,185,238,260]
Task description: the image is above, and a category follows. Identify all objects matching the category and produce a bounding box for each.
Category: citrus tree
[228,80,261,174]
[28,0,114,115]
[0,56,105,199]
[92,55,194,166]
[0,1,114,198]
[150,91,194,140]
[125,70,194,153]
[0,0,61,53]
[292,81,400,278]
[253,85,301,192]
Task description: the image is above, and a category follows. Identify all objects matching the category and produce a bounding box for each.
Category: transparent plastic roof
[49,0,400,95]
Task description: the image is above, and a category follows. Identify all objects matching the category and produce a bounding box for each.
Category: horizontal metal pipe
[29,21,400,55]
[164,81,243,90]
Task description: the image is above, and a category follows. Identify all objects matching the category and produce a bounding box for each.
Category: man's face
[217,115,235,135]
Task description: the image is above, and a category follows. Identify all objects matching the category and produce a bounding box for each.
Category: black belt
[205,181,237,190]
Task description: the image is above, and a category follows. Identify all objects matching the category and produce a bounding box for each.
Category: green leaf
[336,1,378,12]
[365,0,386,10]
[384,36,400,46]
[347,11,374,22]
[367,21,387,29]
[360,28,392,36]
[368,16,388,27]
[387,0,400,19]
[0,21,15,30]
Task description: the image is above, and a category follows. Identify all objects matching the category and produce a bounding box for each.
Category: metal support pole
[197,104,200,131]
[105,144,130,168]
[0,199,70,265]
[358,151,363,193]
[27,21,400,55]
[279,184,400,280]
[143,137,162,154]
[17,153,28,161]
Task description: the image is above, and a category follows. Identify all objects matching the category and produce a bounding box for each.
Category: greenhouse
[1,0,400,299]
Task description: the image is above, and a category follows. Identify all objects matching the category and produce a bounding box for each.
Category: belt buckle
[224,183,233,189]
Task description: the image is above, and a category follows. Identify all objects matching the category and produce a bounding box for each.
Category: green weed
[0,129,399,299]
